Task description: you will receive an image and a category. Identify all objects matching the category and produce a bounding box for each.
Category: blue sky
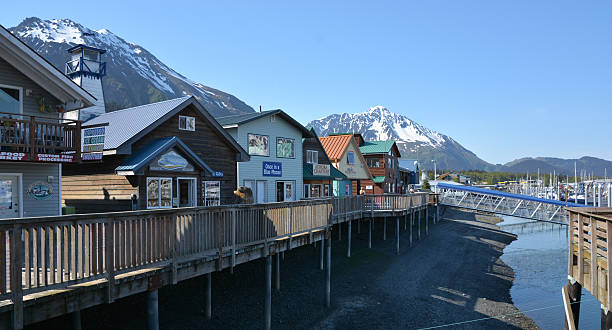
[2,1,612,164]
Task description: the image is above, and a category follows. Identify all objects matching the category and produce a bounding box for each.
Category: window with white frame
[306,150,318,164]
[204,181,221,206]
[179,115,195,131]
[147,177,172,209]
[276,137,295,158]
[347,152,355,164]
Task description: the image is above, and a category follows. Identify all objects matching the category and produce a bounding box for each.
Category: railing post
[28,116,35,160]
[11,223,23,330]
[75,120,82,161]
[105,219,115,303]
[172,213,179,283]
[231,210,236,273]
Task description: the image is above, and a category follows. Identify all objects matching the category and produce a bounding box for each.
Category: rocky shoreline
[27,207,538,329]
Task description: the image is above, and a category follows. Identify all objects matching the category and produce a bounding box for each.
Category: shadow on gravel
[25,216,535,330]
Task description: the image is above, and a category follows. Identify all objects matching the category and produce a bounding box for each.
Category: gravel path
[27,208,537,329]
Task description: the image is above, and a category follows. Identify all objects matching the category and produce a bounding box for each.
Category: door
[0,175,19,219]
[177,178,196,207]
[256,181,265,203]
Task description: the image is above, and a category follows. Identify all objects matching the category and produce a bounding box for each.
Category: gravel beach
[27,207,537,329]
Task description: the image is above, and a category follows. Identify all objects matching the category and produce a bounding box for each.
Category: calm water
[499,216,600,329]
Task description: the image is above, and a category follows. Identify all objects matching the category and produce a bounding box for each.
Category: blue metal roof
[115,137,213,175]
[435,182,587,208]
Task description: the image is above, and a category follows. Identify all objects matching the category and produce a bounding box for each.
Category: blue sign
[263,162,282,177]
[212,171,224,177]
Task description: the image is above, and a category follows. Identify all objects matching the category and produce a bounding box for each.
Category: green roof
[372,176,386,183]
[359,140,396,154]
[303,163,347,181]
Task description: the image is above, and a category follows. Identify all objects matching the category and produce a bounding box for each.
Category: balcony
[0,113,81,163]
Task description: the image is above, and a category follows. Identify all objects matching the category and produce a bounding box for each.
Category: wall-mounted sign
[366,185,373,190]
[263,162,282,177]
[0,152,26,161]
[82,126,105,161]
[36,154,74,163]
[27,181,53,200]
[212,171,224,177]
[150,150,194,172]
[313,164,330,176]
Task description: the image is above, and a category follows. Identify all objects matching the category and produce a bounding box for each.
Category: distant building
[319,134,371,196]
[217,110,311,203]
[398,159,419,193]
[356,135,401,194]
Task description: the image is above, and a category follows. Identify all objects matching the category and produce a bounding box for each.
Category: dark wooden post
[564,280,581,330]
[11,224,23,330]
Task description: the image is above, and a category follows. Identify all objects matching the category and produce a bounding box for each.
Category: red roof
[319,135,353,162]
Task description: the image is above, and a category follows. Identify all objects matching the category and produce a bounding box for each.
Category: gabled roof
[115,137,213,175]
[359,140,400,155]
[84,96,249,161]
[0,24,96,107]
[319,135,353,162]
[217,109,313,137]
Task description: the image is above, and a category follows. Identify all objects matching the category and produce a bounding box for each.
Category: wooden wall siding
[63,155,128,176]
[226,116,304,203]
[360,179,385,195]
[302,138,330,165]
[62,174,138,213]
[0,163,61,217]
[363,153,399,193]
[0,57,62,118]
[132,105,238,205]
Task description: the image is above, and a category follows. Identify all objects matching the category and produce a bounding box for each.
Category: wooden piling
[275,253,280,292]
[395,217,400,255]
[71,311,81,330]
[147,290,159,330]
[265,254,272,330]
[206,273,212,320]
[320,237,324,270]
[368,218,372,249]
[325,233,331,308]
[383,217,387,241]
[347,220,352,258]
[410,212,413,247]
[563,280,581,330]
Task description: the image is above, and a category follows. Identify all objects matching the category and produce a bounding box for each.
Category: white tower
[64,45,106,122]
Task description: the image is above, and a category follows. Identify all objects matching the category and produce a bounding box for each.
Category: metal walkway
[435,182,586,224]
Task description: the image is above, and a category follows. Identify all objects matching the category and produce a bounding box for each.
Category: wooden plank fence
[0,193,429,328]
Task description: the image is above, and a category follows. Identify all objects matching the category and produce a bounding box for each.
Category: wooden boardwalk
[565,207,612,329]
[0,193,438,329]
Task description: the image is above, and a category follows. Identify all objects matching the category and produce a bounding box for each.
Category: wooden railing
[0,112,81,161]
[567,207,612,309]
[0,194,429,314]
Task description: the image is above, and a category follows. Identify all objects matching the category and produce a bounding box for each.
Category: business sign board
[82,126,105,161]
[313,164,330,176]
[262,162,282,177]
[36,154,74,162]
[212,171,224,177]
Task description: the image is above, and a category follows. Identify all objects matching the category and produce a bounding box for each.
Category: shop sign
[82,126,105,161]
[313,164,330,176]
[27,181,53,200]
[212,171,224,177]
[0,152,27,161]
[36,154,74,162]
[150,150,194,172]
[263,162,282,177]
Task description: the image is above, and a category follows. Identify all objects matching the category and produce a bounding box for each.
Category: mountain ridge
[307,106,498,171]
[8,17,255,116]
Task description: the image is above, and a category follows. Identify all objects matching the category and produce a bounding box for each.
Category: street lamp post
[432,160,437,181]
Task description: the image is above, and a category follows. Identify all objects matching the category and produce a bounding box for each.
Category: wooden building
[319,134,371,196]
[62,97,249,213]
[302,128,347,198]
[0,25,96,218]
[354,135,401,195]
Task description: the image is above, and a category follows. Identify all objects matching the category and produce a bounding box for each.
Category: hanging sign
[82,126,105,161]
[150,150,194,172]
[36,154,74,162]
[0,152,27,161]
[263,162,282,177]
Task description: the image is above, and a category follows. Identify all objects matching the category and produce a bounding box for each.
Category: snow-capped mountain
[8,17,254,116]
[308,106,497,171]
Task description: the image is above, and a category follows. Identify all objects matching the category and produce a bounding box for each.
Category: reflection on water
[500,216,599,329]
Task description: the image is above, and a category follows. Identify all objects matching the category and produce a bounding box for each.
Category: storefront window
[147,177,172,209]
[324,184,330,196]
[276,137,294,158]
[204,181,221,206]
[304,184,310,198]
